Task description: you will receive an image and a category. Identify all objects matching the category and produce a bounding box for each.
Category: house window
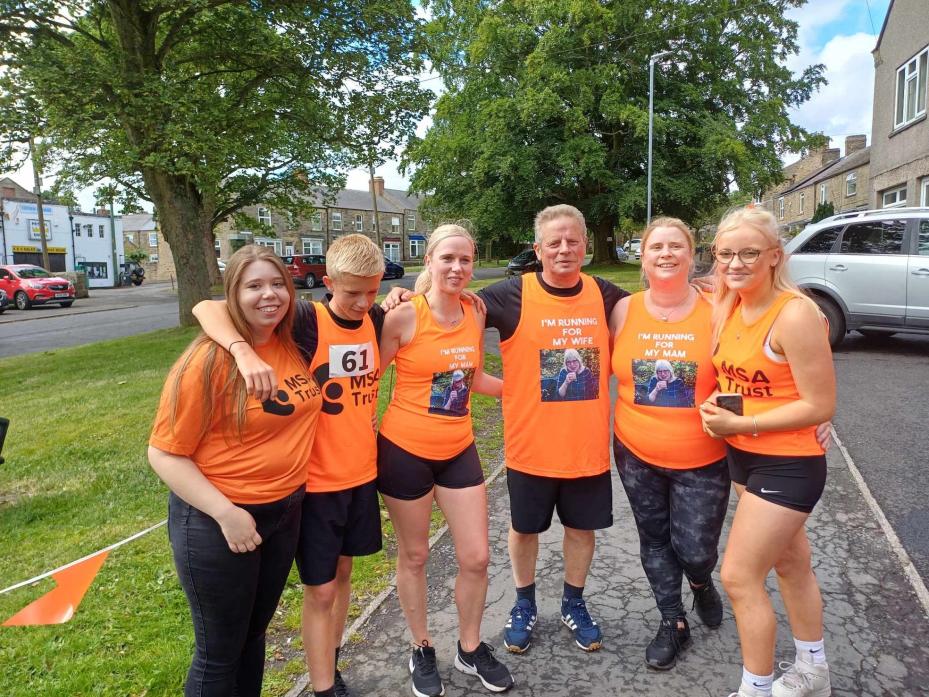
[881,185,907,209]
[284,244,294,256]
[99,224,105,238]
[354,214,364,232]
[149,232,158,247]
[311,211,322,231]
[302,237,323,254]
[85,224,93,237]
[391,216,401,233]
[125,233,134,244]
[214,238,222,257]
[777,197,785,220]
[75,223,82,237]
[257,207,271,225]
[255,237,283,255]
[383,241,400,262]
[149,253,159,262]
[894,46,928,129]
[846,172,857,197]
[799,192,805,214]
[921,178,929,207]
[331,212,342,231]
[409,238,426,258]
[407,214,416,231]
[819,184,827,204]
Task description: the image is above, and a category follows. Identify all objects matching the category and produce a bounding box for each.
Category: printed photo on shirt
[540,348,600,402]
[632,359,697,408]
[428,367,475,417]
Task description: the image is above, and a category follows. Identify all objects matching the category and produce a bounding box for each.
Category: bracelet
[751,415,759,437]
[227,340,247,353]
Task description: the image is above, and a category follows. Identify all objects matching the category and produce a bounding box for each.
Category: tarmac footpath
[293,436,929,696]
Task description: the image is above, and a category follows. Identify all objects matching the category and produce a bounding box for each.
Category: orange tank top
[379,294,480,460]
[500,273,611,478]
[612,292,725,469]
[307,302,380,492]
[713,292,823,456]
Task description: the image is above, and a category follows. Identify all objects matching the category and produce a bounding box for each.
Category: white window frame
[214,238,221,257]
[148,232,158,247]
[354,213,364,232]
[257,207,271,225]
[331,211,342,231]
[777,196,785,220]
[302,237,323,255]
[799,192,805,214]
[845,172,857,197]
[407,214,416,231]
[921,178,929,207]
[125,232,134,244]
[391,215,401,233]
[894,46,928,129]
[149,253,159,263]
[311,210,322,231]
[409,238,426,258]
[819,184,827,205]
[75,223,82,237]
[882,185,907,209]
[284,244,294,256]
[255,237,283,255]
[99,224,105,238]
[383,241,400,262]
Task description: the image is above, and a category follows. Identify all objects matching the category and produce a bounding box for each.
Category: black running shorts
[295,480,383,586]
[506,468,613,534]
[376,433,484,500]
[726,445,827,513]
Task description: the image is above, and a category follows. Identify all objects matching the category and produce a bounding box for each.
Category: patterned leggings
[614,437,730,619]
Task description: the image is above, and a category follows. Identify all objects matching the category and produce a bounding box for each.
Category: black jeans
[168,486,304,697]
[614,437,730,619]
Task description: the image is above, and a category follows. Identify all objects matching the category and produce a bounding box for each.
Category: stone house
[869,0,929,209]
[122,213,178,283]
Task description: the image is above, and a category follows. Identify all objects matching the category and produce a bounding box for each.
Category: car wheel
[813,295,846,348]
[59,301,74,308]
[14,291,31,310]
[305,273,316,288]
[132,278,143,286]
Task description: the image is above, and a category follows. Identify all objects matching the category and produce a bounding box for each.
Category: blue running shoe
[502,598,537,653]
[560,596,602,651]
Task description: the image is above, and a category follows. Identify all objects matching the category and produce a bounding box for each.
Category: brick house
[869,0,929,209]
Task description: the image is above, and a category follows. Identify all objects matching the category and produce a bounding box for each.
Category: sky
[1,0,894,208]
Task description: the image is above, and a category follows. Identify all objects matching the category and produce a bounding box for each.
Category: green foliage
[811,201,835,223]
[407,0,825,261]
[126,249,148,263]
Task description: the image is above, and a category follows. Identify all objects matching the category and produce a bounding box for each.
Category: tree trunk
[589,215,618,264]
[142,169,213,326]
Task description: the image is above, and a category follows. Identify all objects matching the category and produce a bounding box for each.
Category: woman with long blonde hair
[699,207,835,697]
[149,245,322,697]
[378,224,514,696]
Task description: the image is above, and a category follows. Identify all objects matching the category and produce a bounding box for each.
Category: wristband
[228,340,247,353]
[751,415,759,437]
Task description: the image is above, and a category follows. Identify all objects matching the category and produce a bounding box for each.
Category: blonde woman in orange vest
[610,217,730,671]
[699,207,836,697]
[378,224,515,697]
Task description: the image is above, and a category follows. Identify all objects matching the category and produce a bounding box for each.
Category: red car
[0,264,76,310]
[281,254,327,288]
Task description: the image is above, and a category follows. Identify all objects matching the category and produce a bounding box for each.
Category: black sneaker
[454,641,515,693]
[333,668,351,697]
[645,616,691,670]
[409,642,445,697]
[691,578,723,628]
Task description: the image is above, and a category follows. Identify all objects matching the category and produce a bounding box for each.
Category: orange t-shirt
[150,336,322,504]
[713,292,823,456]
[379,295,481,460]
[307,301,380,492]
[612,292,725,469]
[499,273,611,478]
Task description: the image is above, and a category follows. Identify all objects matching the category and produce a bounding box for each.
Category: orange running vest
[379,294,481,460]
[500,273,611,478]
[713,292,823,456]
[612,292,726,469]
[306,302,380,492]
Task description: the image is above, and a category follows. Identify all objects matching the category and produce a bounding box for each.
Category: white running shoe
[726,684,771,697]
[772,655,831,697]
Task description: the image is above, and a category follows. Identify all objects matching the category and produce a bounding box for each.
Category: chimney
[821,148,840,166]
[96,208,109,216]
[845,135,867,155]
[370,176,385,197]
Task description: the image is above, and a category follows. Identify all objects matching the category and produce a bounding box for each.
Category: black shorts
[726,445,827,513]
[506,468,613,534]
[295,480,383,586]
[376,433,484,500]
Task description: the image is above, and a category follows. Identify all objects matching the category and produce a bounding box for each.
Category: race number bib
[329,342,375,378]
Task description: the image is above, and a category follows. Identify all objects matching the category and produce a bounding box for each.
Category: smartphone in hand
[715,393,744,416]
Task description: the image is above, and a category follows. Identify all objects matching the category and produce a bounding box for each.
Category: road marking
[831,426,929,618]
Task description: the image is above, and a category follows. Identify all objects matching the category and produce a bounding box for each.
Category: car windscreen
[512,250,535,262]
[15,267,51,278]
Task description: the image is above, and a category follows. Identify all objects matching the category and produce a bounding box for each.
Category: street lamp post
[647,50,673,226]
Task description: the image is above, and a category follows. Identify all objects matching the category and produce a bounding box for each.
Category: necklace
[648,287,693,322]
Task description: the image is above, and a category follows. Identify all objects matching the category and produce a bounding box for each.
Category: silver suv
[785,207,929,347]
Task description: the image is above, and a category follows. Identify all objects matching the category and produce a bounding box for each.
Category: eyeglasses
[712,247,776,264]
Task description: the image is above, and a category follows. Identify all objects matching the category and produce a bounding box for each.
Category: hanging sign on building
[28,219,52,241]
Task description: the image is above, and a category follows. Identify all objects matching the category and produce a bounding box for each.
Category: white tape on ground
[831,427,929,618]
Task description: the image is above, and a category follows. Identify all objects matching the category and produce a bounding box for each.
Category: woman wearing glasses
[699,207,835,697]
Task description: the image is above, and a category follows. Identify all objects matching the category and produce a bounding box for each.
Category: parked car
[119,261,145,286]
[217,259,226,274]
[785,207,929,347]
[0,264,76,310]
[615,246,630,261]
[506,249,542,276]
[383,257,405,280]
[281,254,327,288]
[0,288,8,314]
[625,238,642,260]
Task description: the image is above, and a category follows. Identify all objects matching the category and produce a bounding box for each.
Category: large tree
[0,0,430,322]
[406,0,825,261]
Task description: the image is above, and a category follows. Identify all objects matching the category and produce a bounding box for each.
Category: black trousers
[168,486,304,697]
[614,437,730,619]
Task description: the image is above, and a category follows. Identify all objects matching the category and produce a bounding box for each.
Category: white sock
[742,667,773,695]
[794,637,827,665]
